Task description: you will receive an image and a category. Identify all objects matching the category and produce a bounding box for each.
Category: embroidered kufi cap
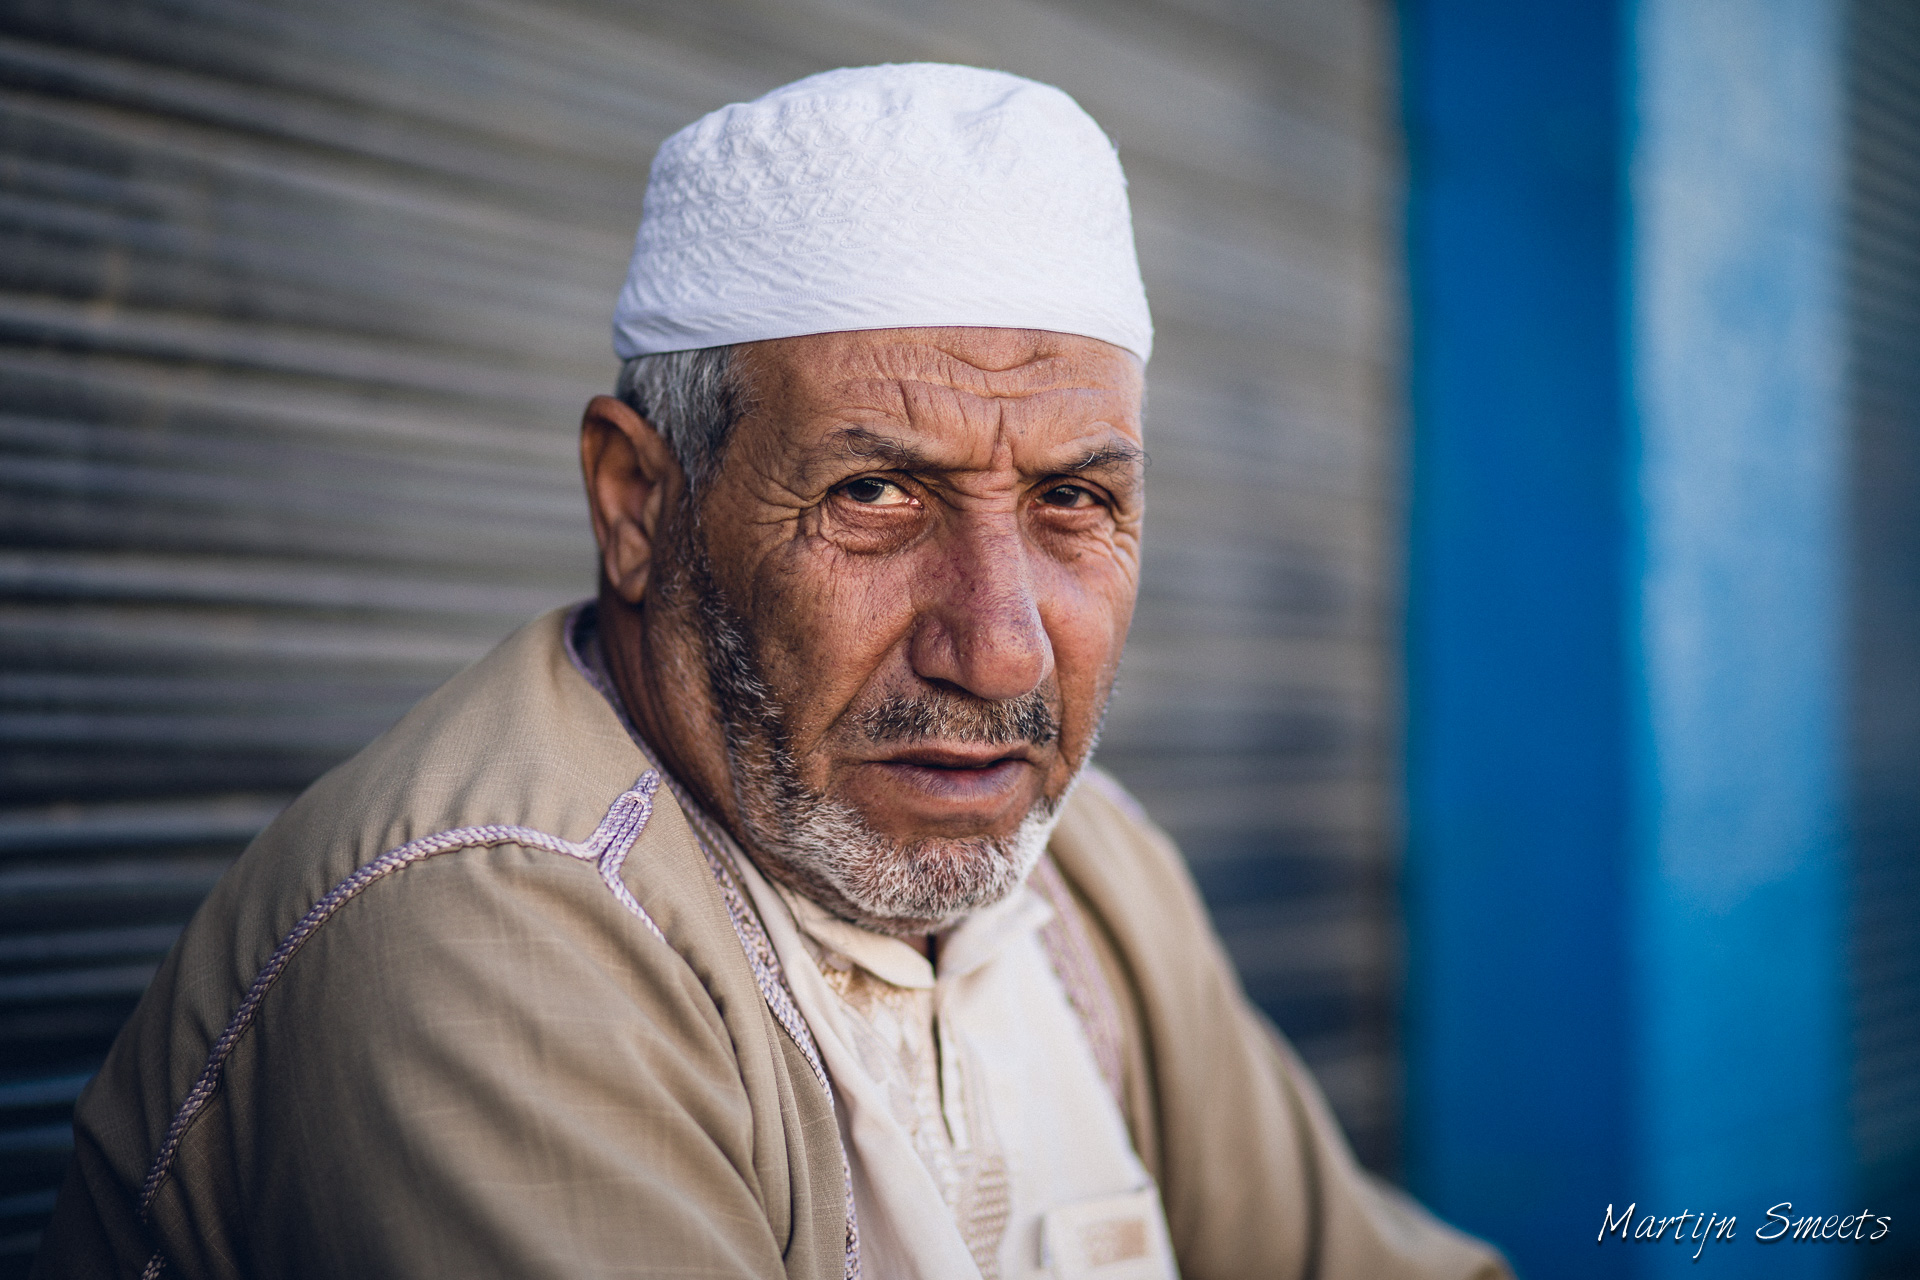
[611,63,1153,363]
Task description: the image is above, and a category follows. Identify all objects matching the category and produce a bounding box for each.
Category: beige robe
[32,608,1508,1280]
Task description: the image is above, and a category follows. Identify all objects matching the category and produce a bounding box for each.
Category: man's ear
[580,394,684,604]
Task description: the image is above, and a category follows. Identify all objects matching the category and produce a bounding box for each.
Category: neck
[594,585,747,846]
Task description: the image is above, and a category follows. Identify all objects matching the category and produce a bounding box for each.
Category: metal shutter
[1847,0,1920,1268]
[0,0,1403,1262]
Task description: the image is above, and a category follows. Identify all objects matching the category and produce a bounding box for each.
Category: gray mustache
[853,691,1059,748]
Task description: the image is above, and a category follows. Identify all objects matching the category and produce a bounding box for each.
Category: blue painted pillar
[1403,0,1851,1276]
[1401,2,1632,1269]
[1629,0,1850,1268]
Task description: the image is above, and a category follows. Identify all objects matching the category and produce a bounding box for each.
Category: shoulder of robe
[1048,766,1236,1011]
[56,609,803,1277]
[1051,769,1212,931]
[1048,769,1512,1280]
[131,606,746,1090]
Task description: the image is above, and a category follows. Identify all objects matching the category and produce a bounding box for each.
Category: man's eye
[1039,484,1095,508]
[841,477,912,506]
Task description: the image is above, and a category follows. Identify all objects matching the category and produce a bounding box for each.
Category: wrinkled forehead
[739,327,1145,437]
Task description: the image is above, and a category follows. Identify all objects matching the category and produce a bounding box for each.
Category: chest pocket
[1040,1186,1180,1280]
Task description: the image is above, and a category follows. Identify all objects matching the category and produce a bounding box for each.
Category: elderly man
[36,65,1505,1280]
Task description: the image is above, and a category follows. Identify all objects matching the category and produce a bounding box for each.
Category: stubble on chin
[671,527,1093,936]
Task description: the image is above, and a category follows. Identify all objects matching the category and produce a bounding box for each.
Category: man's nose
[907,515,1053,703]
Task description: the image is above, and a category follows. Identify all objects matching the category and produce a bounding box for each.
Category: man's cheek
[1049,589,1132,683]
[759,561,910,715]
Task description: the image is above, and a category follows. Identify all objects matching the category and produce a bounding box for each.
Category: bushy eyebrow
[1059,442,1149,475]
[825,427,1146,481]
[830,427,927,469]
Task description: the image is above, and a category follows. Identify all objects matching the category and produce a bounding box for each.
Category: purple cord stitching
[564,608,859,1280]
[662,781,861,1280]
[137,773,661,1224]
[690,827,864,1280]
[1030,855,1128,1107]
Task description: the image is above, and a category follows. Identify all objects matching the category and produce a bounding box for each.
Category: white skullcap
[611,63,1153,363]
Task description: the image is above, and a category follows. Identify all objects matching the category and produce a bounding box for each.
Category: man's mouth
[881,745,1031,769]
[861,746,1038,806]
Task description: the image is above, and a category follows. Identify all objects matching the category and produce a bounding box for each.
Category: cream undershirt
[726,843,1174,1280]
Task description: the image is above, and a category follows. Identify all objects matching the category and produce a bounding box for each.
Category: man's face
[630,327,1145,933]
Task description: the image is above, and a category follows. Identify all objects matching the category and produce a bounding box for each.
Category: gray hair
[614,346,748,494]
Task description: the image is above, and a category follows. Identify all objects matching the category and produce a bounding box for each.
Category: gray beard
[669,531,1087,936]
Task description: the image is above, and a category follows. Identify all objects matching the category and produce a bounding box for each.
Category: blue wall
[1403,1,1852,1275]
[1401,0,1632,1260]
